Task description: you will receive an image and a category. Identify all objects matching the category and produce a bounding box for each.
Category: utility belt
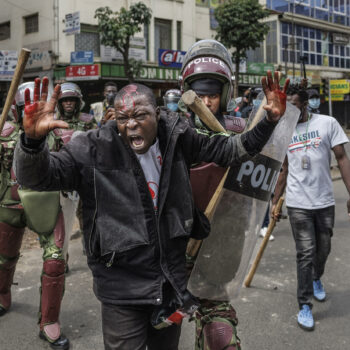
[151,289,200,330]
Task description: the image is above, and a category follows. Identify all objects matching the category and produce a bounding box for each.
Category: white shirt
[136,139,162,210]
[286,113,348,209]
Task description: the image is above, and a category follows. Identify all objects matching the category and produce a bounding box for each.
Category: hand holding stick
[244,196,284,288]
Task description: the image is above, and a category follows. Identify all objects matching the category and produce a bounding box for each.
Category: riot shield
[187,100,299,301]
[60,192,79,259]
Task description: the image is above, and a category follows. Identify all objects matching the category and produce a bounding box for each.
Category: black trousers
[102,302,182,350]
[287,206,334,308]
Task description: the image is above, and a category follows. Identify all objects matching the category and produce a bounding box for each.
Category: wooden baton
[0,48,31,134]
[244,196,284,288]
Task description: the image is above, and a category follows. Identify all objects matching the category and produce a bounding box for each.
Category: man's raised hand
[262,70,290,124]
[23,77,69,139]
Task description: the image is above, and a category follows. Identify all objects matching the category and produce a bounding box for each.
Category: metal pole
[328,78,333,116]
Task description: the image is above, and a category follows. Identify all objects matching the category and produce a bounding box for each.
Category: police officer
[54,82,96,257]
[163,89,181,112]
[0,81,70,349]
[179,39,246,350]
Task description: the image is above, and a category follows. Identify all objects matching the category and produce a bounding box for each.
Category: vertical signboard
[0,50,18,81]
[65,12,80,35]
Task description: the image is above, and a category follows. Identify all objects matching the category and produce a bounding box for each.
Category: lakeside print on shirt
[289,129,322,153]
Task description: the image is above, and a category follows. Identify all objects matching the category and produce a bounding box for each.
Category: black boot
[0,305,7,317]
[39,331,70,350]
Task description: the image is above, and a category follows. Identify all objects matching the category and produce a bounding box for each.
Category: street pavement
[1,179,349,350]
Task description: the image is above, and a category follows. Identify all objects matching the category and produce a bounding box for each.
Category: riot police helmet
[163,89,181,112]
[179,39,234,111]
[57,82,84,116]
[14,81,52,122]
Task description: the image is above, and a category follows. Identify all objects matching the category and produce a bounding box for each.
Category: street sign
[70,51,94,65]
[66,64,100,81]
[64,12,80,35]
[0,50,17,81]
[101,37,146,63]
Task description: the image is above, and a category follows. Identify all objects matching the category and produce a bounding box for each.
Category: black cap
[307,89,320,98]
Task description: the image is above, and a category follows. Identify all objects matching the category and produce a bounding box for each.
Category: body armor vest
[190,115,246,211]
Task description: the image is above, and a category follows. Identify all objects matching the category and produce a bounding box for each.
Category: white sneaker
[259,227,274,241]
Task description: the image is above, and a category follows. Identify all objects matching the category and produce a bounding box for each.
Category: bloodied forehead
[115,84,156,111]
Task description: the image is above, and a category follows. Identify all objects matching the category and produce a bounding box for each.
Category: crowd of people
[0,38,349,350]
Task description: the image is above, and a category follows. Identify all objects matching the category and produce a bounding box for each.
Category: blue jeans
[287,206,334,308]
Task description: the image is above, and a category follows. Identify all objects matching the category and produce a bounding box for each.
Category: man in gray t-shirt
[272,84,350,332]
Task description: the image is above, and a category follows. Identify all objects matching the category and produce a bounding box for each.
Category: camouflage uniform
[178,40,245,350]
[0,119,68,346]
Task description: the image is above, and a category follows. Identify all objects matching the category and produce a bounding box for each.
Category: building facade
[0,0,218,109]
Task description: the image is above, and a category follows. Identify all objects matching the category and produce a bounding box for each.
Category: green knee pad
[18,189,60,234]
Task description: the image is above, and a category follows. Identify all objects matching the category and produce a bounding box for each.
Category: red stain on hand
[24,102,38,128]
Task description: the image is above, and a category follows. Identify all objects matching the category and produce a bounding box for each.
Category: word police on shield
[224,154,281,202]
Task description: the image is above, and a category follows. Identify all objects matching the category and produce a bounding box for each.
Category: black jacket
[14,110,251,306]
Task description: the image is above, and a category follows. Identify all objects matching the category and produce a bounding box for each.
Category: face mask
[308,98,320,110]
[167,102,178,112]
[252,99,261,108]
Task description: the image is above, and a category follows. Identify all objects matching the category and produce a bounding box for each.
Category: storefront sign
[247,63,274,75]
[332,33,349,45]
[0,50,17,81]
[64,12,80,35]
[99,63,180,81]
[26,41,52,70]
[70,51,94,65]
[285,69,321,85]
[158,49,186,68]
[238,74,264,85]
[66,64,100,81]
[101,37,146,63]
[330,79,350,94]
[139,66,180,80]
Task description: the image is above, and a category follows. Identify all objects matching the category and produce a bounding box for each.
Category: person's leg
[287,207,315,308]
[0,208,26,315]
[313,206,334,280]
[38,211,69,349]
[147,322,181,350]
[101,303,150,350]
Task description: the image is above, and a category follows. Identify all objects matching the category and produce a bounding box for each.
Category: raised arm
[14,77,81,192]
[184,71,290,165]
